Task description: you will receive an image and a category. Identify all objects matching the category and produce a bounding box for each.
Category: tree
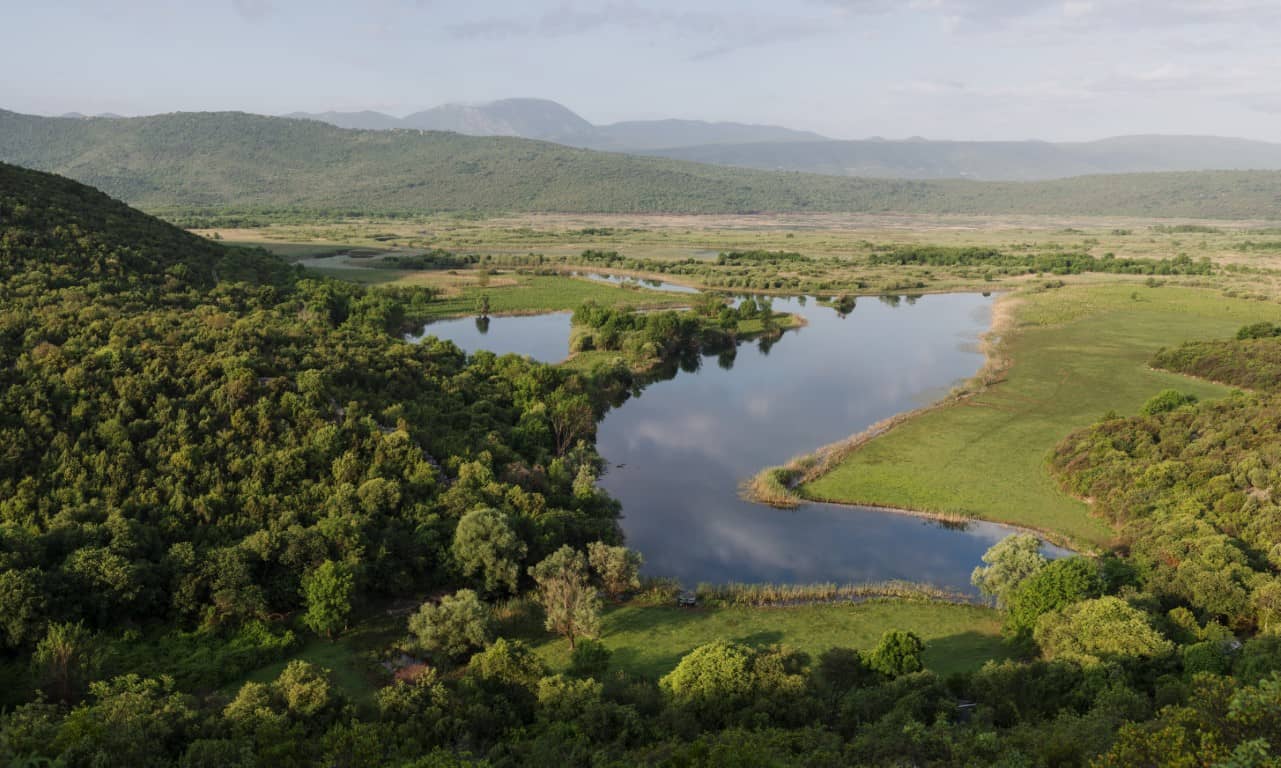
[586,541,642,601]
[32,621,96,702]
[1004,556,1104,637]
[1140,388,1197,416]
[300,560,355,640]
[409,589,492,660]
[867,630,925,678]
[660,641,755,728]
[548,393,595,456]
[528,546,600,649]
[0,568,46,649]
[453,507,526,595]
[1034,596,1174,665]
[971,534,1047,608]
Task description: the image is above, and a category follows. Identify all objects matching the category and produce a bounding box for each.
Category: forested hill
[0,163,619,685]
[0,162,290,289]
[5,109,1281,219]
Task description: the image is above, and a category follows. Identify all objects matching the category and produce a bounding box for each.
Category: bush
[568,639,612,679]
[1139,389,1197,416]
[409,589,492,661]
[1236,322,1281,340]
[867,630,925,678]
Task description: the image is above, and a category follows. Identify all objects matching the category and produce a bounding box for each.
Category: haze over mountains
[285,97,827,152]
[287,98,1281,182]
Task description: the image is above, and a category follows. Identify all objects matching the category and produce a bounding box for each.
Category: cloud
[232,0,272,21]
[446,2,830,60]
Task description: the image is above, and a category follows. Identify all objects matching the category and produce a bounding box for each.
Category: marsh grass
[691,581,969,608]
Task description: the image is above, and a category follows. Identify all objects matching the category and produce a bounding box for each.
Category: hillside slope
[643,135,1281,181]
[4,110,1281,218]
[0,160,289,287]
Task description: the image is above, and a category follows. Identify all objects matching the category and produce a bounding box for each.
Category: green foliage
[659,641,755,725]
[468,638,547,691]
[1004,557,1105,637]
[1033,597,1173,665]
[867,630,925,678]
[1237,322,1281,340]
[528,546,601,649]
[453,508,527,596]
[32,622,97,703]
[971,535,1047,608]
[1139,388,1198,415]
[409,589,492,661]
[1051,391,1281,627]
[566,638,611,679]
[1153,337,1281,391]
[586,541,642,601]
[301,561,355,640]
[871,245,1213,276]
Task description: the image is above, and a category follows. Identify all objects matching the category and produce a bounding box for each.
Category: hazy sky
[4,0,1281,141]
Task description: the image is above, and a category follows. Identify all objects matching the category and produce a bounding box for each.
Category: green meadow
[523,601,1009,680]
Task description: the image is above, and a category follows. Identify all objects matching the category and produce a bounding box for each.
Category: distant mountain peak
[285,97,825,150]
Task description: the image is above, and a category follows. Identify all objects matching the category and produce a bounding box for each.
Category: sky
[4,0,1281,142]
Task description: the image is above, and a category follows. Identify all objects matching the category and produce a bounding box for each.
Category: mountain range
[3,108,1281,219]
[285,97,828,150]
[287,98,1281,181]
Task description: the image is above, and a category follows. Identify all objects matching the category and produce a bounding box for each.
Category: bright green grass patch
[423,275,690,319]
[527,601,1009,680]
[803,284,1279,547]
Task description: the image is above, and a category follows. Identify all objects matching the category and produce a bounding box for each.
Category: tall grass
[692,581,969,608]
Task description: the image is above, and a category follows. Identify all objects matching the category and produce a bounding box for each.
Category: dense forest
[11,164,1281,766]
[6,110,1281,218]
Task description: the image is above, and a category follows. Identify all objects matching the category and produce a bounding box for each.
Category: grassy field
[802,284,1281,547]
[525,601,1009,679]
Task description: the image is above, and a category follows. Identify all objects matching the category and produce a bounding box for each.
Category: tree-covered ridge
[0,161,290,289]
[7,110,1281,218]
[1050,391,1281,630]
[0,163,619,653]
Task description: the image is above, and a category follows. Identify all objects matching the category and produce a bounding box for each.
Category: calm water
[408,312,573,363]
[414,292,1068,593]
[571,271,702,294]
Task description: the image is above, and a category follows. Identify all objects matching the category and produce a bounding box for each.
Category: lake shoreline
[737,291,1100,553]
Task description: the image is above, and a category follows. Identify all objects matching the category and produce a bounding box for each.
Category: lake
[414,292,1069,593]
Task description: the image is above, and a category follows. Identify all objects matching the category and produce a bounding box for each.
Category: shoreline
[738,290,1102,552]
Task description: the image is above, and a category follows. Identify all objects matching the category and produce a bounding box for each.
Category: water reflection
[595,293,1066,592]
[412,291,1068,592]
[570,271,702,294]
[407,312,572,362]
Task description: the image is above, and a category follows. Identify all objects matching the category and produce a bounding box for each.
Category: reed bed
[691,580,970,608]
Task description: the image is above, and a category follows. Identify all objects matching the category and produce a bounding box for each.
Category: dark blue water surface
[414,292,1068,592]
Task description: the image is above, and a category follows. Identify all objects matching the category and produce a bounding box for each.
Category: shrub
[1139,389,1197,416]
[867,630,925,678]
[409,589,492,661]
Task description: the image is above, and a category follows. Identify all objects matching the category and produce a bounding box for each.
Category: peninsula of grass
[796,283,1280,548]
[523,601,1009,680]
[391,273,691,318]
